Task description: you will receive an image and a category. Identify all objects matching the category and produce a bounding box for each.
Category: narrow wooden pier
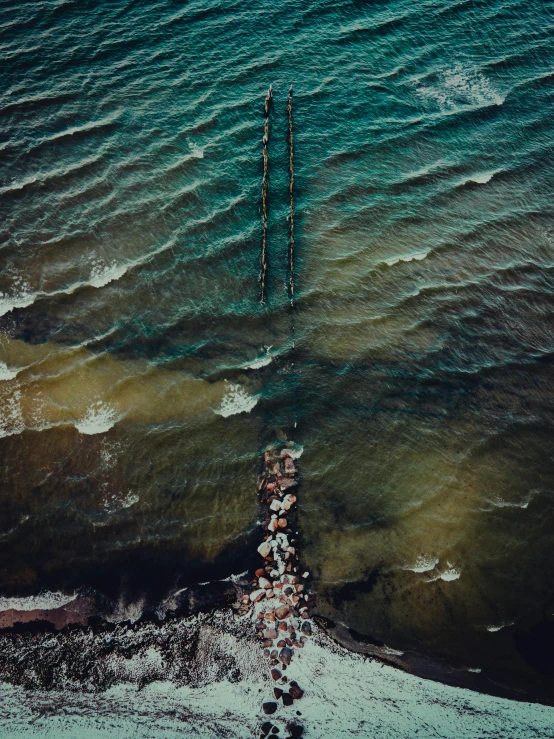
[287,85,295,305]
[260,85,272,304]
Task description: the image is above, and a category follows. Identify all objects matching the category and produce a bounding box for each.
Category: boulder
[279,478,298,490]
[271,668,282,681]
[284,457,296,474]
[261,720,273,735]
[259,577,272,590]
[289,682,304,700]
[250,589,266,603]
[265,628,277,640]
[279,646,293,665]
[275,605,290,620]
[270,499,282,512]
[278,518,288,529]
[282,692,293,706]
[262,702,278,715]
[301,621,312,636]
[274,687,283,699]
[289,725,304,738]
[258,541,272,558]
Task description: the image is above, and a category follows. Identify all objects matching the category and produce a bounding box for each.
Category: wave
[486,621,514,633]
[413,63,506,114]
[402,555,439,573]
[427,562,462,583]
[0,361,19,381]
[382,250,431,268]
[74,402,122,435]
[214,383,258,418]
[242,346,273,370]
[0,591,77,613]
[456,170,500,187]
[32,109,122,147]
[0,154,103,196]
[0,388,24,439]
[0,236,176,317]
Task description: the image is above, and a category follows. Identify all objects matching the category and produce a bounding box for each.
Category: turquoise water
[2,0,554,699]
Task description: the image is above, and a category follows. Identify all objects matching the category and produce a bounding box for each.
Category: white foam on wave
[427,562,462,582]
[456,170,500,187]
[0,361,19,381]
[214,384,258,418]
[0,237,176,318]
[40,110,122,145]
[415,63,505,113]
[75,403,122,435]
[243,346,273,370]
[402,555,439,573]
[89,259,130,288]
[188,141,205,158]
[0,388,24,439]
[104,491,139,514]
[285,442,304,459]
[486,621,514,633]
[0,591,77,613]
[383,250,430,267]
[0,154,102,196]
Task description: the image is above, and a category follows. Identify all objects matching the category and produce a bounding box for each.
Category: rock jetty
[239,445,313,737]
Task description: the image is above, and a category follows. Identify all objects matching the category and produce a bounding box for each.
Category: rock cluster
[241,446,314,732]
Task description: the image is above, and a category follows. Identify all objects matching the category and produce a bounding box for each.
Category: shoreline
[0,574,551,708]
[0,599,552,738]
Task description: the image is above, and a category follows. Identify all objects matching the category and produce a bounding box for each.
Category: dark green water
[1,0,554,697]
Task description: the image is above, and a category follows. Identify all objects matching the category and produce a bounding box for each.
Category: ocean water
[1,0,554,700]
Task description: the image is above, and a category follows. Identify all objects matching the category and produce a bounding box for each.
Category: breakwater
[241,446,313,737]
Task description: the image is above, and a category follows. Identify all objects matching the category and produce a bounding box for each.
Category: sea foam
[214,384,258,418]
[75,403,121,435]
[0,591,77,613]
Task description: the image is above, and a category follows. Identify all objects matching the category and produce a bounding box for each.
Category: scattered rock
[289,682,304,700]
[279,646,293,665]
[250,589,266,603]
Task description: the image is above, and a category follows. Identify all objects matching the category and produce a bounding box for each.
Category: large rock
[301,621,312,636]
[250,589,266,603]
[289,681,304,700]
[258,541,272,558]
[279,646,293,665]
[275,606,290,620]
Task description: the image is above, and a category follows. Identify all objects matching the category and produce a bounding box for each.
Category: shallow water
[2,0,554,697]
